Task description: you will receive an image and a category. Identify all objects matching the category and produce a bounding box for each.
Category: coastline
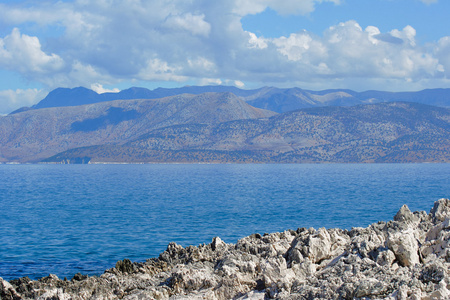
[1,199,449,299]
[3,160,450,165]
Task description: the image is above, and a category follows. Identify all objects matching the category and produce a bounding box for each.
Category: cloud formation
[0,88,47,114]
[0,0,448,113]
[0,28,64,76]
[91,83,120,94]
[163,13,211,37]
[233,0,340,16]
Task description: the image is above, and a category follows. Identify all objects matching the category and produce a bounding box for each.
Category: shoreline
[2,161,450,165]
[1,199,449,299]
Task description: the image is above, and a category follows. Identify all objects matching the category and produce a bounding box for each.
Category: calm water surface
[0,163,449,280]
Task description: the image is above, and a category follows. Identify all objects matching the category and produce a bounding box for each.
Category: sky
[0,0,449,114]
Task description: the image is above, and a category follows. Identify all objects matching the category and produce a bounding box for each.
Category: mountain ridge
[9,85,450,115]
[42,101,450,164]
[0,92,276,163]
[3,86,450,164]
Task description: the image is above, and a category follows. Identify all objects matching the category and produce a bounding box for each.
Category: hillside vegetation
[0,93,275,162]
[43,102,450,164]
[2,86,450,163]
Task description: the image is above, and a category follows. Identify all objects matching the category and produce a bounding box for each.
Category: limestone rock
[169,263,217,294]
[354,278,386,298]
[430,198,450,222]
[375,248,396,266]
[387,228,420,267]
[211,236,226,251]
[3,199,450,300]
[394,204,418,224]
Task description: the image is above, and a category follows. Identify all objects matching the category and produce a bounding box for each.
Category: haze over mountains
[11,85,450,114]
[1,86,450,163]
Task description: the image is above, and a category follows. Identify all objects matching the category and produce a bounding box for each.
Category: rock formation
[1,199,449,299]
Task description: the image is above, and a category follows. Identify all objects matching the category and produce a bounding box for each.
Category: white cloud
[435,36,450,77]
[199,78,223,86]
[248,32,268,49]
[0,28,64,75]
[365,26,381,44]
[233,0,340,16]
[234,80,245,88]
[36,60,116,90]
[187,57,216,72]
[138,59,188,82]
[163,13,211,37]
[268,21,443,83]
[269,0,340,16]
[0,2,68,25]
[0,88,47,114]
[91,83,120,94]
[273,32,316,61]
[0,0,447,103]
[390,25,416,47]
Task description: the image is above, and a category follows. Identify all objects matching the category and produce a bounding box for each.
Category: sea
[0,163,449,281]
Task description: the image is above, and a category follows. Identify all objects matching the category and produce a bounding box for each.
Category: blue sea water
[0,163,449,281]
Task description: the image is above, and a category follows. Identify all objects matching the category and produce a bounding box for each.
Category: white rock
[387,228,420,267]
[376,249,396,266]
[430,198,450,222]
[354,278,385,298]
[235,290,266,300]
[394,204,418,224]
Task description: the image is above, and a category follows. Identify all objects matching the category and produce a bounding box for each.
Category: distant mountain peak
[33,86,99,109]
[28,85,450,113]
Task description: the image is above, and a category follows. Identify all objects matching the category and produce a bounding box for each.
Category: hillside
[43,102,450,164]
[10,86,450,114]
[14,86,265,111]
[0,93,275,163]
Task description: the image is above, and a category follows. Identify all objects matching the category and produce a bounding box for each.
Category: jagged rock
[430,198,450,222]
[169,263,217,294]
[387,227,420,267]
[366,246,396,266]
[349,223,386,260]
[115,259,137,274]
[3,199,450,299]
[8,277,32,295]
[303,228,333,263]
[421,217,450,263]
[211,236,226,251]
[1,278,21,300]
[394,204,419,224]
[354,278,386,298]
[72,272,89,281]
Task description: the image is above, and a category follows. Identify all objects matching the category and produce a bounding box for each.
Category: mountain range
[0,92,274,162]
[1,86,450,163]
[11,85,450,114]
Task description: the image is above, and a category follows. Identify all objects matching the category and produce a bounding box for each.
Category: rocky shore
[1,199,449,300]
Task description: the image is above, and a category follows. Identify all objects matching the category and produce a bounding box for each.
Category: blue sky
[0,0,449,114]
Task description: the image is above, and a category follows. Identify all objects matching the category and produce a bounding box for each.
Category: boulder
[387,228,420,267]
